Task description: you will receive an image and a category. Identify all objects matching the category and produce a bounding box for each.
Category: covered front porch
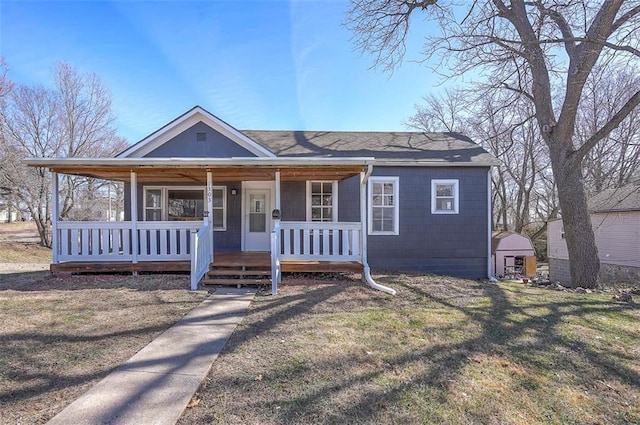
[28,157,395,295]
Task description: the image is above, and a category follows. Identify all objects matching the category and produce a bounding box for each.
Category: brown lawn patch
[0,272,208,424]
[0,242,51,264]
[178,274,640,425]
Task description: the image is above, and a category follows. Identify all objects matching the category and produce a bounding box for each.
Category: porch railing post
[207,171,214,263]
[51,171,59,264]
[130,171,138,264]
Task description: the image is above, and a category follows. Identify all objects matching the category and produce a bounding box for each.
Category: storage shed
[491,231,536,277]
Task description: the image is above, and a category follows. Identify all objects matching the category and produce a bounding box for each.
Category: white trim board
[118,106,275,158]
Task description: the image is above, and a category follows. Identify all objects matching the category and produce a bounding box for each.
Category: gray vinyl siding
[124,181,242,252]
[364,166,490,278]
[298,166,490,278]
[123,165,490,277]
[280,181,306,221]
[144,122,258,158]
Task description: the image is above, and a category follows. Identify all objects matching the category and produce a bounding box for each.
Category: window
[431,179,459,214]
[144,188,162,221]
[307,181,337,222]
[212,187,226,230]
[168,189,204,221]
[143,186,227,230]
[368,177,399,235]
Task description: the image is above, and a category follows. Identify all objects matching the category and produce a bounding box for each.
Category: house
[547,184,640,285]
[490,231,536,278]
[26,106,499,294]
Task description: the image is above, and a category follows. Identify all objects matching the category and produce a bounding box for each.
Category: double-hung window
[431,179,459,214]
[368,177,399,235]
[307,181,337,222]
[143,186,227,230]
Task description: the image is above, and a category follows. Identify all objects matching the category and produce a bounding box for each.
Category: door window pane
[249,193,266,232]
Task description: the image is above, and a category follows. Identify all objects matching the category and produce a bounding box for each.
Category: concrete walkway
[47,287,257,425]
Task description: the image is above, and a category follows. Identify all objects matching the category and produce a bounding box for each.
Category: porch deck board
[50,252,362,275]
[50,261,191,274]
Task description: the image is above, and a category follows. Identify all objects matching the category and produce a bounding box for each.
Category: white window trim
[368,176,399,235]
[142,185,227,230]
[306,181,338,222]
[431,179,459,214]
[143,186,164,222]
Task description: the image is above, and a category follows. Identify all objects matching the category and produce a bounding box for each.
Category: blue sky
[1,0,444,144]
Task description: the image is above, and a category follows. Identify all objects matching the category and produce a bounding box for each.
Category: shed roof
[242,130,499,166]
[587,184,640,213]
[491,231,534,254]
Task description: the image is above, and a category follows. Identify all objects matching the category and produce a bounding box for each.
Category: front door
[244,188,271,251]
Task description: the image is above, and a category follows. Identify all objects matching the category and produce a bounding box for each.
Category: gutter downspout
[360,165,396,295]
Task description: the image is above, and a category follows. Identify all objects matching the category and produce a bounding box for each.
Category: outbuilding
[491,231,536,278]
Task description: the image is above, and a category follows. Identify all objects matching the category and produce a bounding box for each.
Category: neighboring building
[26,106,499,292]
[548,184,640,285]
[491,231,536,278]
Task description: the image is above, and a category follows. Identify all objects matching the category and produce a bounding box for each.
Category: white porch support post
[207,171,214,263]
[275,170,281,285]
[360,166,396,295]
[130,171,138,265]
[51,172,59,264]
[275,170,281,211]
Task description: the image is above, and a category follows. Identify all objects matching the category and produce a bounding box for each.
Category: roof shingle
[587,184,640,212]
[241,130,499,165]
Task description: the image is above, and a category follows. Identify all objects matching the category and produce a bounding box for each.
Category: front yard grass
[178,275,640,425]
[0,272,208,424]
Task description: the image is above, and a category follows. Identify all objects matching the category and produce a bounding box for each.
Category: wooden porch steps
[202,252,271,287]
[206,269,271,277]
[200,278,270,287]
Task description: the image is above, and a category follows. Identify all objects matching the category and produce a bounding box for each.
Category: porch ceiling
[24,158,374,182]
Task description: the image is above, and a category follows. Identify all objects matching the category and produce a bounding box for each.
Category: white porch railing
[277,221,362,261]
[137,222,201,261]
[190,222,212,290]
[56,221,201,262]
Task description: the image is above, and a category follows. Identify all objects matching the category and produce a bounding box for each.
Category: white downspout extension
[360,166,396,295]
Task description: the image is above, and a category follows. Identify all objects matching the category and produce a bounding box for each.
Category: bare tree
[347,1,640,288]
[579,65,640,193]
[406,88,468,132]
[0,58,17,223]
[0,62,126,246]
[1,84,62,244]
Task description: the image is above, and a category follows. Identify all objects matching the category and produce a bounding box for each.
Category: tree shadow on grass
[182,277,639,424]
[0,271,192,291]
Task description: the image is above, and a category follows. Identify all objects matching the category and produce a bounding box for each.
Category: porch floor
[49,252,363,275]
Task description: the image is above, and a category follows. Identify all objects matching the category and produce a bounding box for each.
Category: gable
[118,106,275,158]
[144,122,257,158]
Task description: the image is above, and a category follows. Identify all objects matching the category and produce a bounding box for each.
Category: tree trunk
[551,148,600,288]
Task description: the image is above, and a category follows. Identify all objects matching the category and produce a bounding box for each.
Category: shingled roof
[588,184,640,213]
[241,130,499,166]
